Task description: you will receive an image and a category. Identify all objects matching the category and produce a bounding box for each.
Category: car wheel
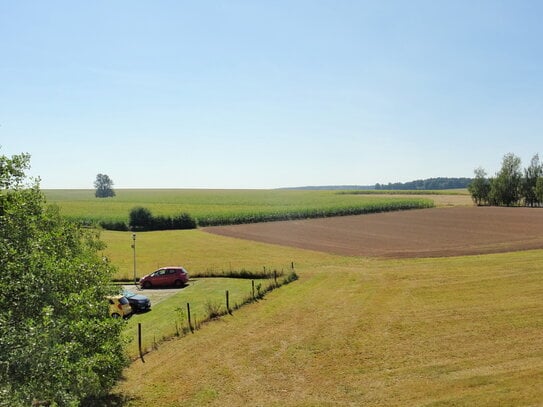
[174,279,184,288]
[143,281,152,289]
[111,313,121,319]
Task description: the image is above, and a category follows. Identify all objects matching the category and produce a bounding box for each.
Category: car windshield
[119,297,129,305]
[123,292,135,298]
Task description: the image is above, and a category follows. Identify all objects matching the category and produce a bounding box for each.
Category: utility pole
[132,233,137,286]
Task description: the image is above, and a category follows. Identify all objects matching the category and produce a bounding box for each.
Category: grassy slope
[122,277,265,359]
[109,230,543,406]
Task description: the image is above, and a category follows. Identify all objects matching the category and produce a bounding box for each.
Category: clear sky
[1,1,542,189]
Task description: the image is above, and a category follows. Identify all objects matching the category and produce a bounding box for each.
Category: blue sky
[1,1,542,189]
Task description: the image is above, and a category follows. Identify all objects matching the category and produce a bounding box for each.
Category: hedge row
[99,207,197,231]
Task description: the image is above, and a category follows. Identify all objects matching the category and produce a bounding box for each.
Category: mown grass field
[102,229,543,406]
[122,277,278,359]
[101,229,309,281]
[44,189,433,226]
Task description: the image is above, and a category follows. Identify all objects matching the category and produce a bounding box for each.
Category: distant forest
[284,178,472,191]
[374,177,472,190]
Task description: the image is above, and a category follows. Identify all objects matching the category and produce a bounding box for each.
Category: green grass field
[44,189,433,226]
[122,277,279,359]
[101,228,543,406]
[101,229,315,281]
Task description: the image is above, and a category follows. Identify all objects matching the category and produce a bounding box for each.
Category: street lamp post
[132,233,137,286]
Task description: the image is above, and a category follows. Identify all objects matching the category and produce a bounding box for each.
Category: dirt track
[204,207,543,258]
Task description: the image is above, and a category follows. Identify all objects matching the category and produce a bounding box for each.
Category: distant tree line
[375,177,472,190]
[468,152,543,207]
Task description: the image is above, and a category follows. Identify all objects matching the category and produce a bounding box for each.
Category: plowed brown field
[204,207,543,258]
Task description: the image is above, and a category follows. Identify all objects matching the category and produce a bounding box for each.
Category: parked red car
[139,267,189,289]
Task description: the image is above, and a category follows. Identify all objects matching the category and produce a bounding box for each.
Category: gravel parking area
[122,284,189,305]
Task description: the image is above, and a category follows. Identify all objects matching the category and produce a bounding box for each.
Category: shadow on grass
[81,393,139,407]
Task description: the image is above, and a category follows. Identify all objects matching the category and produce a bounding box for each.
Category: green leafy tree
[129,206,153,231]
[522,154,543,207]
[536,177,543,205]
[94,173,116,198]
[489,153,522,206]
[0,152,127,406]
[468,167,491,206]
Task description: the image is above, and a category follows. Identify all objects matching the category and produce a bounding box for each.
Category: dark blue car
[123,291,151,313]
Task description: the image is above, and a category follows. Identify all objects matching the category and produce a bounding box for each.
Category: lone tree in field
[94,173,116,198]
[0,151,126,406]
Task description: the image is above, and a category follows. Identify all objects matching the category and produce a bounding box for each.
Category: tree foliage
[0,152,126,406]
[128,206,196,231]
[536,177,543,204]
[94,173,115,198]
[522,154,543,207]
[468,167,490,206]
[489,153,522,206]
[375,177,472,190]
[129,206,154,231]
[469,152,543,207]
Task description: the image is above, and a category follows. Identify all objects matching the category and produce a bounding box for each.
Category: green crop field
[44,189,433,226]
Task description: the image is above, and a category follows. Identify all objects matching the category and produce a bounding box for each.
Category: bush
[129,207,154,231]
[127,207,197,231]
[172,213,197,229]
[99,220,128,231]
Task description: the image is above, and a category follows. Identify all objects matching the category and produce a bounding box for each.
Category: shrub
[127,207,197,231]
[172,213,197,229]
[99,220,129,231]
[204,300,224,319]
[129,207,154,231]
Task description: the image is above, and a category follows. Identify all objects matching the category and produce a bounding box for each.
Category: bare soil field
[204,207,543,258]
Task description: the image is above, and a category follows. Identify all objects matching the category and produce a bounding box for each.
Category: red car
[139,267,189,289]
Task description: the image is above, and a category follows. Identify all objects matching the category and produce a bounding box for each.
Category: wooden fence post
[252,280,255,300]
[226,290,231,314]
[187,302,193,333]
[138,323,145,363]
